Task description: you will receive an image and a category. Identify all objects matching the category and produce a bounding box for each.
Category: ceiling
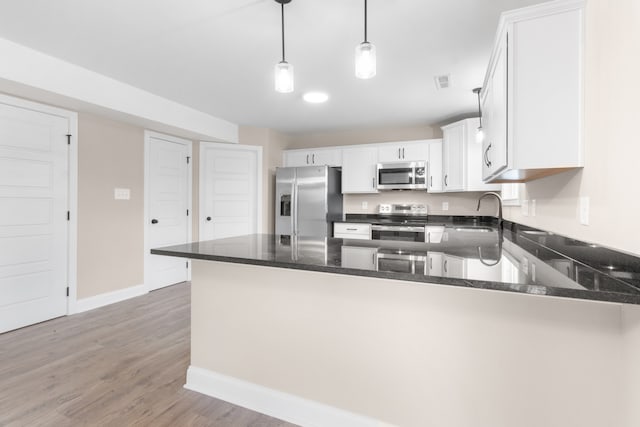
[0,0,541,134]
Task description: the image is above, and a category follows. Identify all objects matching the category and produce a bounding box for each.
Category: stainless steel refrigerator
[275,166,343,237]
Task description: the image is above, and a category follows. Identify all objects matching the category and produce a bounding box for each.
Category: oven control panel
[378,204,427,216]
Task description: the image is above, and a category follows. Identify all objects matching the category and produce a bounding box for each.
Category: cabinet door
[427,252,444,277]
[377,144,404,162]
[427,140,443,192]
[284,150,312,167]
[401,142,429,162]
[312,149,342,167]
[342,147,379,194]
[443,123,465,192]
[443,255,466,278]
[483,33,508,180]
[341,246,378,270]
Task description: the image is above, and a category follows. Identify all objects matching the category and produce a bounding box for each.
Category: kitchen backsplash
[344,191,499,216]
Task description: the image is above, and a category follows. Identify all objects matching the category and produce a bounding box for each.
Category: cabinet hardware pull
[346,228,357,231]
[402,148,405,159]
[151,218,158,224]
[372,177,375,188]
[306,154,309,164]
[483,143,493,167]
[444,175,448,186]
[444,259,448,273]
[312,153,315,164]
[430,176,433,187]
[206,216,212,221]
[398,148,401,159]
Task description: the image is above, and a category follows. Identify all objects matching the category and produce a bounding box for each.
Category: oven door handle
[371,225,426,232]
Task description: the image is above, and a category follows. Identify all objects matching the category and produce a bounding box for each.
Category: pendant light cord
[281,2,286,62]
[364,0,368,43]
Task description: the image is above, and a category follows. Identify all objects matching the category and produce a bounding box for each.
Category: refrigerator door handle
[292,178,297,236]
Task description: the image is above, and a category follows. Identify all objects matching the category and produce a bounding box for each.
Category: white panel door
[0,102,69,333]
[200,143,260,241]
[147,135,190,291]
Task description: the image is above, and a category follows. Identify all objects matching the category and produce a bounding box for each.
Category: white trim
[0,93,80,316]
[144,131,193,290]
[198,141,263,241]
[74,284,147,314]
[185,366,391,427]
[0,37,238,142]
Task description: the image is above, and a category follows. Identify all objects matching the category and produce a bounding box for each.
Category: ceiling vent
[434,74,451,90]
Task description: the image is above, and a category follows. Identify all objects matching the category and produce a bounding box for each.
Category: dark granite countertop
[151,219,640,305]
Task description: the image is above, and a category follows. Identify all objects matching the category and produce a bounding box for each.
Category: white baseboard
[73,284,147,314]
[185,366,393,427]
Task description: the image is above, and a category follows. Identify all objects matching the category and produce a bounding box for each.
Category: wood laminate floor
[0,282,297,427]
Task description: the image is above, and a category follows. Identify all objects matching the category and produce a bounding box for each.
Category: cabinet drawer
[333,223,371,239]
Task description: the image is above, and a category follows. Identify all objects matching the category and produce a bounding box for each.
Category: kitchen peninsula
[152,220,640,427]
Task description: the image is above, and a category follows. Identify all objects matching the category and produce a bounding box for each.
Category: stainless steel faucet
[477,192,503,226]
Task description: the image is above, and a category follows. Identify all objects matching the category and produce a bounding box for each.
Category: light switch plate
[114,188,130,200]
[579,196,589,225]
[522,199,529,216]
[361,201,368,210]
[442,202,449,211]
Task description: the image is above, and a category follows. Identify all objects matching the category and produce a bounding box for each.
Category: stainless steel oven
[371,224,426,242]
[376,161,427,190]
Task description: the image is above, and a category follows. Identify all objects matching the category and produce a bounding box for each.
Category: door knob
[151,219,158,224]
[206,216,212,221]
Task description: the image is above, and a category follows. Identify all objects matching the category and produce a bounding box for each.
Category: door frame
[198,141,263,240]
[0,93,79,315]
[143,130,193,290]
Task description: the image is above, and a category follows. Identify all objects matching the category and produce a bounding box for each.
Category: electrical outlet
[361,201,368,210]
[579,196,590,225]
[114,188,130,200]
[442,202,449,211]
[531,199,536,217]
[522,199,529,216]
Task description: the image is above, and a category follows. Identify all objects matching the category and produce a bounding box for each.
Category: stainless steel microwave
[376,161,427,190]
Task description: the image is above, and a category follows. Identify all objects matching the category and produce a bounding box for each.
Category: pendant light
[473,87,485,143]
[274,0,293,93]
[355,0,376,79]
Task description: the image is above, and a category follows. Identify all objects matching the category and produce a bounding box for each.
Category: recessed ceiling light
[303,92,329,104]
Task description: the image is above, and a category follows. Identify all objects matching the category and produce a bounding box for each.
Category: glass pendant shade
[275,61,294,93]
[355,42,376,79]
[476,127,485,143]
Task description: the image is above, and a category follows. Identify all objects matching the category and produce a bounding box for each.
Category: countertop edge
[151,248,640,305]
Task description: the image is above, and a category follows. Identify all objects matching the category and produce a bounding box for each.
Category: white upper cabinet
[378,141,429,163]
[283,148,342,167]
[441,118,501,193]
[442,121,466,192]
[481,0,585,183]
[342,146,379,194]
[427,140,443,192]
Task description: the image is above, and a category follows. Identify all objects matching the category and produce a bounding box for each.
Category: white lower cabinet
[427,252,444,276]
[341,246,378,270]
[333,223,372,240]
[443,255,466,278]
